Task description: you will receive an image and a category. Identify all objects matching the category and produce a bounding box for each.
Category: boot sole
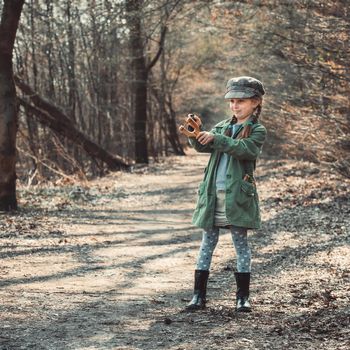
[185,304,206,311]
[236,307,252,313]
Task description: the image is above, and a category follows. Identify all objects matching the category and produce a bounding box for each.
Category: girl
[185,76,267,312]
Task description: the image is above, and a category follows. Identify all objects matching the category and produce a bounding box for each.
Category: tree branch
[15,77,132,171]
[147,24,167,72]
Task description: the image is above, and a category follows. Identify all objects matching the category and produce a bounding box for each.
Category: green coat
[189,118,267,230]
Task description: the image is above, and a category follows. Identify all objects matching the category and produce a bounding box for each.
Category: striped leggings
[196,226,251,272]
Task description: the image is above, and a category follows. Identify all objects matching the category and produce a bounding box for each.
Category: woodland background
[1,0,349,186]
[0,2,349,349]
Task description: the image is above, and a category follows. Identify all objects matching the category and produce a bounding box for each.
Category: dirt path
[1,150,349,350]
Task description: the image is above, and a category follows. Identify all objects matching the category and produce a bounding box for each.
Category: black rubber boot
[234,272,252,312]
[186,270,209,311]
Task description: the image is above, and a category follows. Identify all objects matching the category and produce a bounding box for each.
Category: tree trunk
[66,2,77,121]
[126,0,149,164]
[0,0,24,211]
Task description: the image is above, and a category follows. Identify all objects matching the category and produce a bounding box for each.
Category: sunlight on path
[1,150,349,350]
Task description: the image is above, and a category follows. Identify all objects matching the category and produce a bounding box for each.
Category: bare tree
[126,0,183,164]
[15,76,130,170]
[0,0,25,211]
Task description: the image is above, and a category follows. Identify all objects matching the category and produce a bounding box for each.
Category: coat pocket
[236,179,256,207]
[196,181,207,208]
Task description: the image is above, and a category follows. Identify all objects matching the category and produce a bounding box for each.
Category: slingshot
[179,114,202,138]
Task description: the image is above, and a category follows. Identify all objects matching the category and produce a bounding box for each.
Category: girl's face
[229,98,260,121]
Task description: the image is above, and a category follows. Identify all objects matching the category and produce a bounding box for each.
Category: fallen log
[15,76,131,171]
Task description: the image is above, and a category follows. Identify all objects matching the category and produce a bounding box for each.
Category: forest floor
[0,149,349,350]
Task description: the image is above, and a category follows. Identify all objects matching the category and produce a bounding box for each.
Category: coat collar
[223,118,255,138]
[223,120,243,139]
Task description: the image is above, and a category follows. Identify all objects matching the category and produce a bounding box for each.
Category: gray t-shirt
[215,123,241,190]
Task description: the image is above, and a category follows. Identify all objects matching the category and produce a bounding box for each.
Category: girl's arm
[188,136,213,153]
[188,119,229,153]
[211,124,267,160]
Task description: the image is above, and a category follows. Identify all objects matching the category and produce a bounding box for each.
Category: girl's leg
[230,225,252,312]
[195,227,220,271]
[230,226,251,272]
[186,227,219,310]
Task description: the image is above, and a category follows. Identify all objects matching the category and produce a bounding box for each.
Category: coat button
[226,189,232,193]
[226,174,231,178]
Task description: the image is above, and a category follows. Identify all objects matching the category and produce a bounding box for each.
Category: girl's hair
[225,96,262,138]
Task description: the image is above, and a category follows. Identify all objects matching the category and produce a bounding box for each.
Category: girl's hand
[197,131,214,145]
